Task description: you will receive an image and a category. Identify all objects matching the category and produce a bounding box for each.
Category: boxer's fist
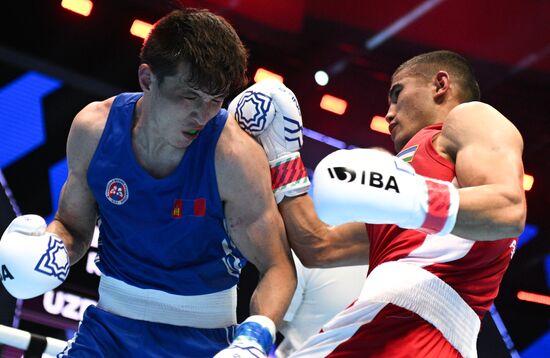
[214,315,276,358]
[0,215,70,299]
[229,79,303,162]
[229,80,310,203]
[213,340,265,358]
[313,149,459,235]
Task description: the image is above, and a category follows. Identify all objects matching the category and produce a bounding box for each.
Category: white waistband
[359,261,480,358]
[97,275,237,328]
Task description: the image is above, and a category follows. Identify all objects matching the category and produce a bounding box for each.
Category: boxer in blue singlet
[0,8,296,358]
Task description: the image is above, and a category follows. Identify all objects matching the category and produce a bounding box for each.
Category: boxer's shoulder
[67,97,115,171]
[71,97,113,140]
[216,115,265,172]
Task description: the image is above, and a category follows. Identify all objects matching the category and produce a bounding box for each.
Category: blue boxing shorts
[58,305,236,357]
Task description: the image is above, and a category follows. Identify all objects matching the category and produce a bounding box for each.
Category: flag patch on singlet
[172,198,207,218]
[172,199,183,218]
[396,145,418,163]
[193,198,206,216]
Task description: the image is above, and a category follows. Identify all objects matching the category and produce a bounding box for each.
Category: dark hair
[393,50,480,102]
[140,8,248,96]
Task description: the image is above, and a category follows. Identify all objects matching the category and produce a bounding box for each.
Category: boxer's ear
[138,64,153,92]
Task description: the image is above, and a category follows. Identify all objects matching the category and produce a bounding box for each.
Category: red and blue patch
[105,178,129,205]
[172,198,206,219]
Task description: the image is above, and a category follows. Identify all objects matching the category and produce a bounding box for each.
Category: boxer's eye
[389,84,403,104]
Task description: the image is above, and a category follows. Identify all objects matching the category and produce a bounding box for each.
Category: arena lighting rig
[61,0,93,17]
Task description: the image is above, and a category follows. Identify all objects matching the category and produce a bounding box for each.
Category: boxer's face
[140,62,225,148]
[385,69,438,152]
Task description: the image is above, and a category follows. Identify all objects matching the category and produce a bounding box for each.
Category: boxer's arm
[439,101,526,240]
[48,102,106,264]
[0,102,104,299]
[218,121,296,324]
[216,120,296,356]
[279,196,369,268]
[216,121,296,355]
[228,80,369,268]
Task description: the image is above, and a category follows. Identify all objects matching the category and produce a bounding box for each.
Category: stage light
[130,19,153,39]
[61,0,93,17]
[523,174,534,191]
[320,94,347,115]
[314,71,329,86]
[254,68,284,83]
[370,115,390,134]
[517,291,550,306]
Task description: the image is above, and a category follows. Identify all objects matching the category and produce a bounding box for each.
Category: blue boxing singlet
[86,93,246,296]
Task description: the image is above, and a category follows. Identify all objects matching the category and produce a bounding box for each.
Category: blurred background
[0,0,548,356]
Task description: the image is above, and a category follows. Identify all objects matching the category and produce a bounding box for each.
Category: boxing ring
[0,324,66,356]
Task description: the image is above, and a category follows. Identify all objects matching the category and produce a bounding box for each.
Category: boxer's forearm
[249,261,296,327]
[48,217,93,265]
[279,195,369,268]
[453,185,526,241]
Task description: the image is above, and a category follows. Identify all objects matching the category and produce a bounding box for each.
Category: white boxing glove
[229,79,310,203]
[214,315,276,358]
[0,215,70,299]
[313,149,459,236]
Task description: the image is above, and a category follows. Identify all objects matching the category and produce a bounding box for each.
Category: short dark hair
[393,50,480,102]
[140,8,248,96]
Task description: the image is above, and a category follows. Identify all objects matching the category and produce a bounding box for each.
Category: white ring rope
[0,324,66,355]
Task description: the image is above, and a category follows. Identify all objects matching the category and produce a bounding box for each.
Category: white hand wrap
[313,149,459,235]
[214,315,276,358]
[229,79,310,203]
[0,215,70,299]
